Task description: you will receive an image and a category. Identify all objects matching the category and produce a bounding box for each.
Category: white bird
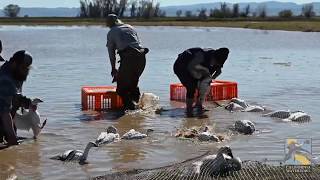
[225,98,265,112]
[230,98,248,108]
[194,146,242,177]
[243,105,265,112]
[197,127,220,142]
[262,110,292,119]
[234,120,255,135]
[95,126,120,146]
[121,129,153,140]
[283,112,311,122]
[138,92,160,110]
[50,141,97,164]
[14,98,47,139]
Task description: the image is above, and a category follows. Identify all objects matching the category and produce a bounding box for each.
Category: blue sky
[0,0,316,8]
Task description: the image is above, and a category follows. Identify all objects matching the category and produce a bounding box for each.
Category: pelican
[14,98,47,139]
[95,126,120,146]
[230,98,248,108]
[50,141,97,164]
[234,120,255,135]
[284,112,311,122]
[262,110,291,119]
[197,127,220,142]
[194,146,242,177]
[121,129,153,140]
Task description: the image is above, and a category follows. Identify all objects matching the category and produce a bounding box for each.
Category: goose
[50,141,98,164]
[121,129,153,140]
[14,98,47,139]
[234,120,255,135]
[95,126,120,146]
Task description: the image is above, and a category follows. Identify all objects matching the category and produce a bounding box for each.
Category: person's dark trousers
[0,121,4,143]
[117,48,146,110]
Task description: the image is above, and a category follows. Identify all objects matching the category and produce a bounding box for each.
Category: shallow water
[0,26,320,179]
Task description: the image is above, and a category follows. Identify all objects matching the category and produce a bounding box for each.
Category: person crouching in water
[106,14,149,111]
[173,47,229,117]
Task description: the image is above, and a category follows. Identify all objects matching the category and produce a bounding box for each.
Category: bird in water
[122,129,154,140]
[234,120,255,135]
[95,126,120,146]
[194,146,242,177]
[50,141,98,165]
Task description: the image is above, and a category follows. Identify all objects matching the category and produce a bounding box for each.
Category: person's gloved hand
[111,69,118,83]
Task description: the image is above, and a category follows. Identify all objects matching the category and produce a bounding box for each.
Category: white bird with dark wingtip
[14,98,47,139]
[225,98,265,112]
[230,98,248,108]
[234,120,255,135]
[95,126,120,146]
[197,127,220,142]
[193,146,242,177]
[262,110,292,119]
[283,112,311,122]
[50,141,98,164]
[121,129,154,140]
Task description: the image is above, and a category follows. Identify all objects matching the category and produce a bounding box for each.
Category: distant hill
[0,2,319,17]
[162,1,320,16]
[0,7,80,17]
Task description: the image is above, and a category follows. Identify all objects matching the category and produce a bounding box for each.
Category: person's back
[107,24,143,52]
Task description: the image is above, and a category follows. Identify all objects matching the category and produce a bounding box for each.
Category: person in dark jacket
[174,47,229,117]
[106,14,148,110]
[0,50,33,146]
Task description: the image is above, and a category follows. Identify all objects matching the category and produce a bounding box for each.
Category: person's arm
[0,112,18,145]
[106,32,118,78]
[187,52,211,79]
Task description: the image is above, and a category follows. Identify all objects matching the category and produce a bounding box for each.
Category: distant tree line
[79,0,165,18]
[176,2,317,19]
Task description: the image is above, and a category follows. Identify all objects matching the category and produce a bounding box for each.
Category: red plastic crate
[170,80,238,101]
[81,86,123,111]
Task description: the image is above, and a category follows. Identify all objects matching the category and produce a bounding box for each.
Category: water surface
[0,25,320,179]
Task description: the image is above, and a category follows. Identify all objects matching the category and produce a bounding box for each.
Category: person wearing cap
[0,50,33,146]
[106,14,148,110]
[0,40,5,62]
[173,47,229,117]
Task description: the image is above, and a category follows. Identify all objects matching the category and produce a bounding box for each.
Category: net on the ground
[93,151,320,180]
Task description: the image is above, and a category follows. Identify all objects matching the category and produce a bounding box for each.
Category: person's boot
[196,77,211,114]
[186,98,194,117]
[131,87,141,103]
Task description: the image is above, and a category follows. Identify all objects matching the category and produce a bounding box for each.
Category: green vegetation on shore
[1,17,320,32]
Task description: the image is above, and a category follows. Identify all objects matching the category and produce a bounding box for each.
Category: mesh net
[93,150,320,180]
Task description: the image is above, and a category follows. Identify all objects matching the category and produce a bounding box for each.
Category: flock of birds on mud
[13,92,312,176]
